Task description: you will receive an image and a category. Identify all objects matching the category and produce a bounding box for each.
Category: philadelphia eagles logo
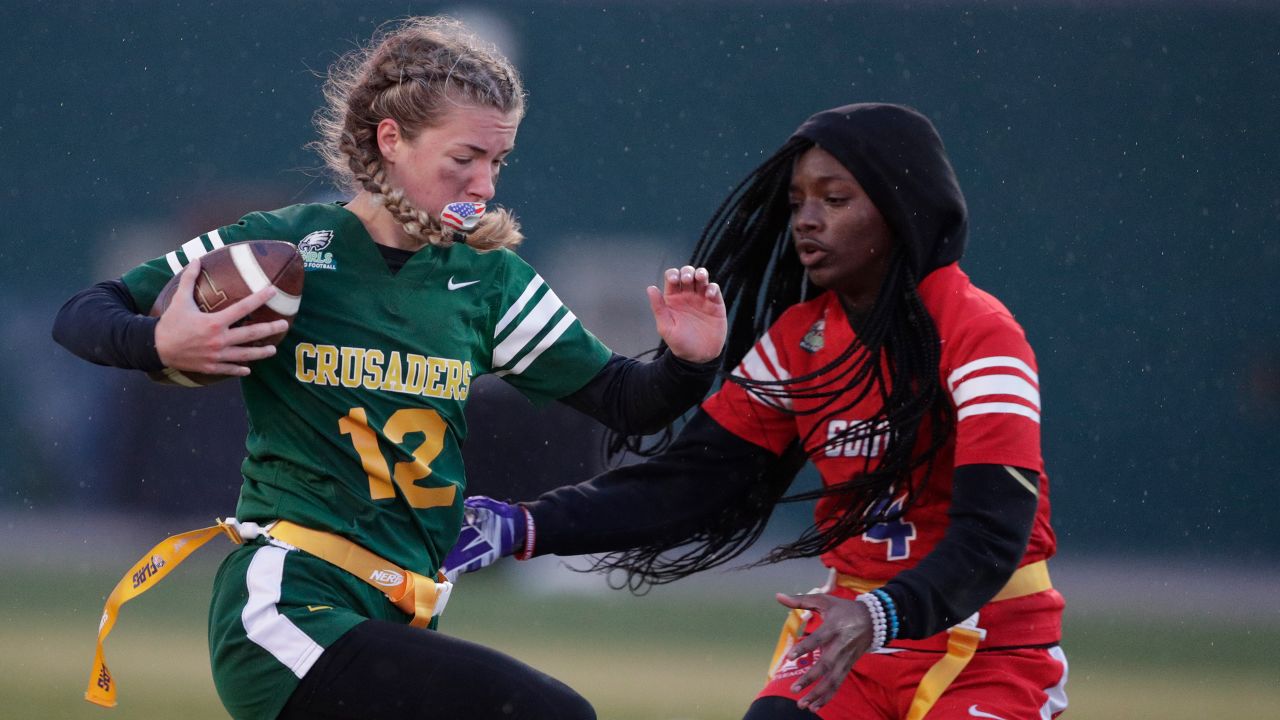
[800,318,825,353]
[299,230,333,252]
[299,230,337,271]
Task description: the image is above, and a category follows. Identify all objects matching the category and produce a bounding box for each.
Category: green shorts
[208,540,417,720]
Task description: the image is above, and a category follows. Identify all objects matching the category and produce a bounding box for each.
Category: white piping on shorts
[242,544,323,678]
[1040,645,1070,718]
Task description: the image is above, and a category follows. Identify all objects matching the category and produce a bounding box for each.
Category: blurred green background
[2,0,1277,717]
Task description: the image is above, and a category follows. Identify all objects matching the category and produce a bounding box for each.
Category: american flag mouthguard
[440,201,487,234]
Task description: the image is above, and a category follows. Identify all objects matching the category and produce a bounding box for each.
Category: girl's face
[788,145,894,314]
[378,104,519,217]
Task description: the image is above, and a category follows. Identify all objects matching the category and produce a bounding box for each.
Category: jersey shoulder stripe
[494,312,578,378]
[494,275,543,335]
[947,355,1038,390]
[739,331,790,382]
[479,251,611,401]
[949,358,1041,419]
[952,373,1040,414]
[957,401,1041,423]
[164,229,227,274]
[734,331,793,410]
[122,204,343,313]
[948,353,1042,425]
[920,267,1042,427]
[491,275,577,376]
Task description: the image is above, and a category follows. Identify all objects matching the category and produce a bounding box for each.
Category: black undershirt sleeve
[53,245,718,437]
[878,463,1039,640]
[525,409,778,556]
[558,352,719,435]
[51,245,414,371]
[528,417,1040,641]
[52,279,164,371]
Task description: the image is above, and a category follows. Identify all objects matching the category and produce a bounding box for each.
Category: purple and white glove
[442,496,533,582]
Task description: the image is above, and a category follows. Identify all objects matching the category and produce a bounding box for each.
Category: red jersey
[703,263,1062,648]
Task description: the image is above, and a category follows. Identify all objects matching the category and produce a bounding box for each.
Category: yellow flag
[84,524,234,707]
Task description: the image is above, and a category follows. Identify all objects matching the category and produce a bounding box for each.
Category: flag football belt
[85,518,452,708]
[767,560,1051,720]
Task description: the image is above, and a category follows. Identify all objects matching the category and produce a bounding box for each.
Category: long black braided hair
[596,104,969,588]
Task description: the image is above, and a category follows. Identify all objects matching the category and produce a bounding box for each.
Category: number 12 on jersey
[338,407,456,509]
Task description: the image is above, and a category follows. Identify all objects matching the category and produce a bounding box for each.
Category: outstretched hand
[441,496,527,582]
[154,257,289,376]
[647,265,726,364]
[775,591,875,713]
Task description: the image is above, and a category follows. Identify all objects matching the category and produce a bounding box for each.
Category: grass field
[2,554,1278,719]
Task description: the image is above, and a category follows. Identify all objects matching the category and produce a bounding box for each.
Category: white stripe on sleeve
[738,346,776,383]
[165,234,215,275]
[735,334,792,410]
[956,402,1041,424]
[947,355,1038,391]
[759,333,791,382]
[952,373,1041,410]
[492,289,565,369]
[182,236,211,262]
[495,276,545,335]
[494,312,578,378]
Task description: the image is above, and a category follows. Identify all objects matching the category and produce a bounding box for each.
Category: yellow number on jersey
[338,407,456,509]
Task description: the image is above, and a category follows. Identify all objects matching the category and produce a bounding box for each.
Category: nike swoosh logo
[307,605,333,612]
[968,705,1008,720]
[447,277,480,291]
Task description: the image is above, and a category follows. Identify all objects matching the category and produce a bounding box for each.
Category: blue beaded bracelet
[872,589,900,641]
[870,586,901,635]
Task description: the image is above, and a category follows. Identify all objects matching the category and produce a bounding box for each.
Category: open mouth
[794,238,827,266]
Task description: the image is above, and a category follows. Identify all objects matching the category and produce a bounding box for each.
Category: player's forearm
[525,409,772,555]
[879,463,1038,640]
[558,351,718,435]
[52,279,164,371]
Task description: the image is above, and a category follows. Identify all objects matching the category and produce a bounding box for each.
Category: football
[148,240,304,387]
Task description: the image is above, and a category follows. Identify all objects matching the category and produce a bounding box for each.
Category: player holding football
[53,16,726,720]
[447,103,1069,719]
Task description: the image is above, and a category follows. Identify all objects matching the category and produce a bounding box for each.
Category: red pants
[762,644,1069,719]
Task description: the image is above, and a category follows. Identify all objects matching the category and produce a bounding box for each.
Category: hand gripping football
[148,240,304,387]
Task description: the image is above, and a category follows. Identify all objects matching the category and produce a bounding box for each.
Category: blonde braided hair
[313,16,525,251]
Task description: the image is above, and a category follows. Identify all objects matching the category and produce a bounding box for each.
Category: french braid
[312,16,525,251]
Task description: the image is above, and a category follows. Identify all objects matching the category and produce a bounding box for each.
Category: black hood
[793,103,967,278]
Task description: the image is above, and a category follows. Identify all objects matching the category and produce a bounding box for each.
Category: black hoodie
[794,103,968,280]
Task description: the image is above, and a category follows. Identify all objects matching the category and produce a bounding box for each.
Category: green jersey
[123,202,612,576]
